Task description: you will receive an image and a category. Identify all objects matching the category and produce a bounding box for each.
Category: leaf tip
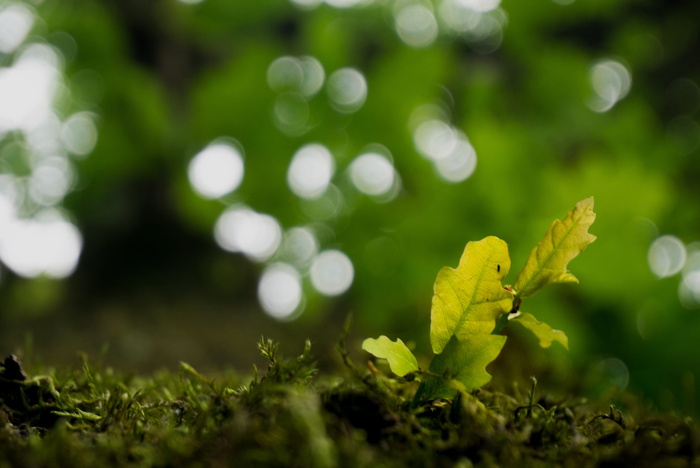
[579,196,595,207]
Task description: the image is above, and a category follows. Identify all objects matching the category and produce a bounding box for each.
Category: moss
[0,339,698,467]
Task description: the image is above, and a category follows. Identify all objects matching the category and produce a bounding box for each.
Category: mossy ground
[1,337,698,468]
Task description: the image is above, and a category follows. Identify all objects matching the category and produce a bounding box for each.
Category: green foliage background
[1,0,699,413]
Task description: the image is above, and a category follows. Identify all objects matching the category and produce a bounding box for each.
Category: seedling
[363,197,596,402]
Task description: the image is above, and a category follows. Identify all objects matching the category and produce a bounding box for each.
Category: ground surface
[1,338,698,467]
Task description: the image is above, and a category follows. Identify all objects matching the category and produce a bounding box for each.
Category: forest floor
[1,335,698,468]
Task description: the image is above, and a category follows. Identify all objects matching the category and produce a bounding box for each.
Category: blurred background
[0,0,699,413]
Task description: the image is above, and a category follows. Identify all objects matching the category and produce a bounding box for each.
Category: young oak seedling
[362,197,596,402]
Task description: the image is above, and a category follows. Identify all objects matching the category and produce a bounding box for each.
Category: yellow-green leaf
[414,334,507,401]
[362,336,419,377]
[430,236,513,355]
[514,197,596,299]
[509,312,569,349]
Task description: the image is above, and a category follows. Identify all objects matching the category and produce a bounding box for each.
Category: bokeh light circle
[267,55,325,98]
[325,0,365,8]
[648,235,686,278]
[0,44,60,133]
[457,0,501,12]
[350,153,395,196]
[267,56,304,93]
[0,3,34,54]
[327,68,367,113]
[188,142,244,199]
[310,249,354,296]
[395,4,438,48]
[435,139,477,183]
[0,210,82,278]
[290,0,323,9]
[299,56,325,97]
[60,112,98,156]
[414,119,458,161]
[258,263,303,319]
[588,59,632,112]
[679,249,700,308]
[29,156,74,206]
[281,227,319,266]
[214,207,282,262]
[287,143,335,199]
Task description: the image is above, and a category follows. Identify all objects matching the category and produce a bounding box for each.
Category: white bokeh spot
[188,142,244,199]
[350,153,395,196]
[258,263,304,319]
[648,235,686,278]
[287,143,335,199]
[310,249,354,296]
[327,68,367,113]
[214,207,282,262]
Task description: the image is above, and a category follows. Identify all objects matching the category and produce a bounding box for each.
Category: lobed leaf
[362,336,419,377]
[514,197,596,300]
[414,334,507,401]
[509,312,569,349]
[430,236,513,355]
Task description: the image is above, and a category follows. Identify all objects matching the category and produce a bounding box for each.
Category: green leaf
[414,334,507,401]
[430,236,513,354]
[362,336,419,377]
[509,312,569,349]
[514,197,596,299]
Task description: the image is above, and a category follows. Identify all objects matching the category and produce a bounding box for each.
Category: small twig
[584,404,626,429]
[513,377,540,421]
[527,376,537,418]
[337,314,362,380]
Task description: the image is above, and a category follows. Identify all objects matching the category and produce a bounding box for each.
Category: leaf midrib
[516,210,583,296]
[452,245,500,335]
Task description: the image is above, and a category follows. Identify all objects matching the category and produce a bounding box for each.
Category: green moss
[1,340,698,467]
